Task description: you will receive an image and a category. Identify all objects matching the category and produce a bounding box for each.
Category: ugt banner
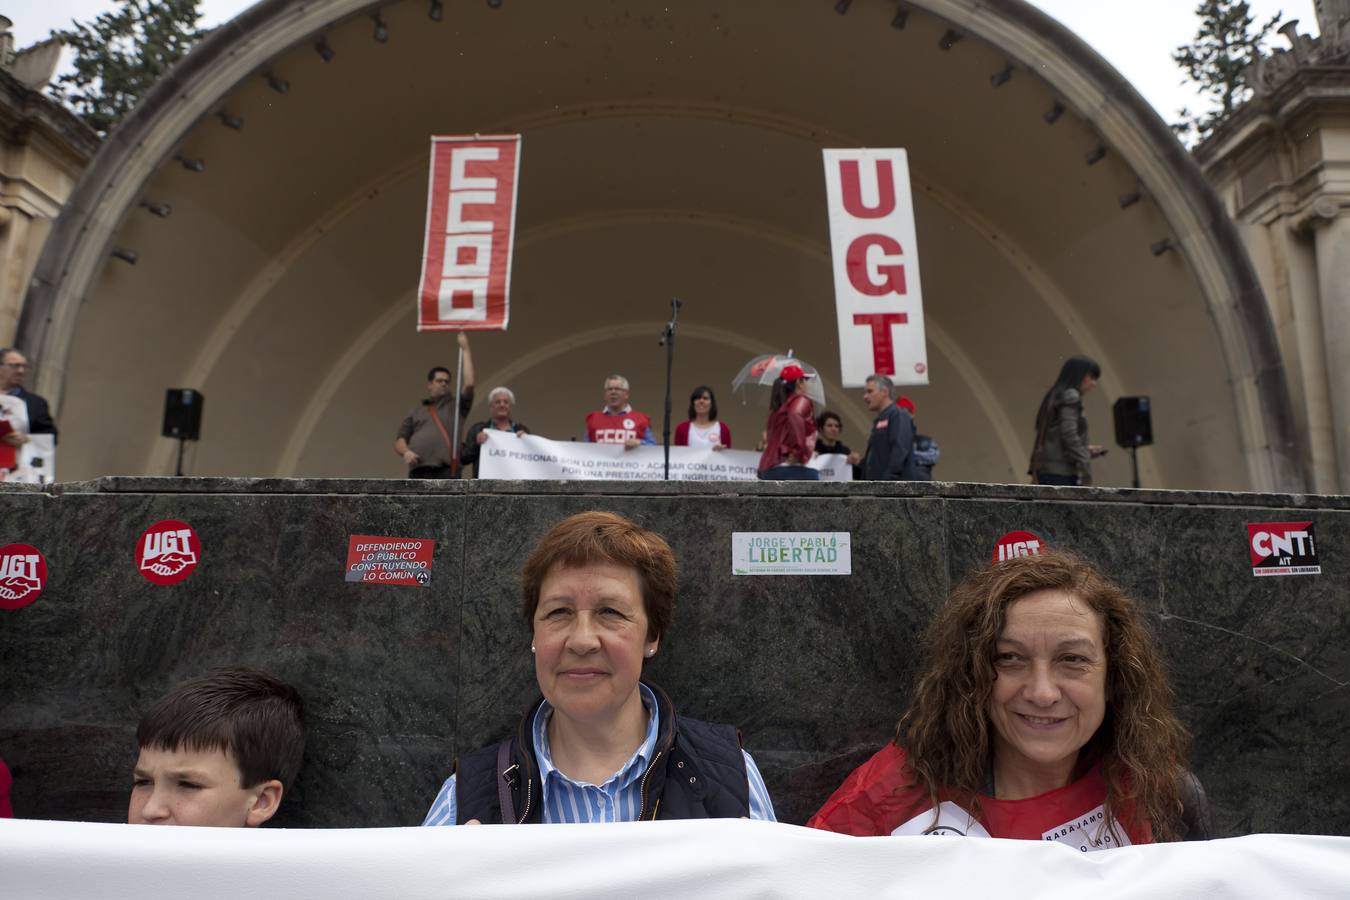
[417,135,521,331]
[822,149,927,387]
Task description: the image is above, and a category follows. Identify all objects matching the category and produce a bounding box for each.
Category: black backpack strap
[496,740,517,824]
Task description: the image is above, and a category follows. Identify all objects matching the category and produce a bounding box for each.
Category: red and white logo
[994,530,1045,564]
[136,520,202,585]
[417,134,521,332]
[0,543,46,610]
[1247,521,1320,577]
[623,418,636,430]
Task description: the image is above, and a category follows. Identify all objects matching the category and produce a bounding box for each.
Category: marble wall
[1,478,1345,834]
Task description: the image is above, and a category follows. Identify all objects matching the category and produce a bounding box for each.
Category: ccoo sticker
[1247,521,1320,577]
[136,520,202,585]
[993,530,1045,564]
[0,543,47,610]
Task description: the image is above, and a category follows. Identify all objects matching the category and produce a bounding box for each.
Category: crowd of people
[393,336,953,482]
[2,510,1212,845]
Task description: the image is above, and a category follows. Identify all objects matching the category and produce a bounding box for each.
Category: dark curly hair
[897,550,1189,841]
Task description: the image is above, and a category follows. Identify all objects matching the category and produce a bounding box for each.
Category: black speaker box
[1113,396,1152,448]
[162,389,204,440]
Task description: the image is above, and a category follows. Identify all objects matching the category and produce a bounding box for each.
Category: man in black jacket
[0,349,57,445]
[858,374,917,481]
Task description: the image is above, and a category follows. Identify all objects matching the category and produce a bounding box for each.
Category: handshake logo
[0,543,46,610]
[136,521,201,585]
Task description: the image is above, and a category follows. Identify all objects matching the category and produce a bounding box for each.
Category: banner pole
[451,344,464,477]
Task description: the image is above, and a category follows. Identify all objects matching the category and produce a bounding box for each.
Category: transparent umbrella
[731,352,826,406]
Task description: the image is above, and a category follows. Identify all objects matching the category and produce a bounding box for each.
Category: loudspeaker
[1113,396,1152,448]
[162,389,204,441]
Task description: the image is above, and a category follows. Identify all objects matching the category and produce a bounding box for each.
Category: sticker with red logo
[136,520,202,585]
[345,535,434,586]
[1247,521,1320,577]
[994,530,1045,564]
[0,543,46,610]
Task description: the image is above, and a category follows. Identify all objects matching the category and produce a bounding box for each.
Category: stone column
[1313,210,1350,491]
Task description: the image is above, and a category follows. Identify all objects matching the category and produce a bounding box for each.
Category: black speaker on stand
[1112,396,1152,489]
[162,389,204,476]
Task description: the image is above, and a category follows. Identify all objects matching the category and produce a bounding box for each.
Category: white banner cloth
[3,818,1348,900]
[478,431,852,481]
[822,148,928,387]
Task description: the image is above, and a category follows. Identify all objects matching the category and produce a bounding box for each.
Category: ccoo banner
[417,135,521,331]
[822,149,927,387]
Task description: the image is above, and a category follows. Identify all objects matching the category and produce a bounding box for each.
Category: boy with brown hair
[129,667,305,827]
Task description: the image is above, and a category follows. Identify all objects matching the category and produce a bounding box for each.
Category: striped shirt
[422,684,775,825]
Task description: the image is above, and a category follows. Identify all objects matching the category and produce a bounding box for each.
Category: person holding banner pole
[393,333,475,478]
[756,366,818,481]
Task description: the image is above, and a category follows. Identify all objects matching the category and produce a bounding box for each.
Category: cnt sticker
[0,543,47,610]
[1247,521,1320,577]
[137,520,202,585]
[994,530,1045,564]
[346,535,434,586]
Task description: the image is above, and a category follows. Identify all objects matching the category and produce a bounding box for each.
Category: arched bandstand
[19,0,1301,489]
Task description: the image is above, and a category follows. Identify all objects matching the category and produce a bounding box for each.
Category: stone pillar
[1312,211,1350,490]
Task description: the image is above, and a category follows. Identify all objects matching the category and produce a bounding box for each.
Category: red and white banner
[417,135,521,331]
[822,149,927,387]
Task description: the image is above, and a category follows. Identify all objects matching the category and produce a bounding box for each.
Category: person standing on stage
[757,365,818,480]
[854,374,919,481]
[394,333,475,478]
[674,386,731,450]
[1028,355,1105,486]
[0,348,58,446]
[460,387,529,478]
[584,375,655,449]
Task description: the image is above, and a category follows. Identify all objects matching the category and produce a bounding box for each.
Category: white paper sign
[823,148,928,387]
[731,532,852,575]
[478,432,851,481]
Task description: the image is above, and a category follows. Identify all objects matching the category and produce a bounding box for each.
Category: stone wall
[1,478,1346,834]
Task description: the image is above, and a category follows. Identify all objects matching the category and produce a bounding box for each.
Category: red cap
[897,396,916,415]
[780,364,814,382]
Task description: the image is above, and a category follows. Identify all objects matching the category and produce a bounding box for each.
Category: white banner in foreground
[4,819,1349,900]
[478,432,852,481]
[823,148,928,387]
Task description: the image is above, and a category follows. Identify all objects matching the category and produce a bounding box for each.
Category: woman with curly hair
[808,550,1212,847]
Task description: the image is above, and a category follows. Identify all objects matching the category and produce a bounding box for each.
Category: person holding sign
[459,386,529,478]
[674,386,731,450]
[393,333,475,478]
[808,551,1212,846]
[584,375,655,448]
[757,366,818,480]
[422,511,775,825]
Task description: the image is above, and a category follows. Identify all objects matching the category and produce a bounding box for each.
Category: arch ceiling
[21,0,1301,489]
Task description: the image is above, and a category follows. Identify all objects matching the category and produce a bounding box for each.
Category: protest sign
[478,432,851,481]
[822,148,927,386]
[417,135,521,331]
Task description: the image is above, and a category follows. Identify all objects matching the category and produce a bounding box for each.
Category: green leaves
[1171,1,1282,145]
[47,0,204,137]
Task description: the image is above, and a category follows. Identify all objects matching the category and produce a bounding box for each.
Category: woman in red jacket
[809,551,1210,847]
[756,366,817,480]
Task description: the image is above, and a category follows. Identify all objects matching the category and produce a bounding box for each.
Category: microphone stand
[658,297,682,480]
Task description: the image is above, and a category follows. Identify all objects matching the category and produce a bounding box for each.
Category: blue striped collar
[531,682,660,804]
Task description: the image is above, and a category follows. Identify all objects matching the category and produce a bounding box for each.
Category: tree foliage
[47,0,204,137]
[1172,0,1282,145]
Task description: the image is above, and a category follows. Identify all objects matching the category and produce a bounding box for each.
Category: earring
[646,648,655,657]
[530,644,536,653]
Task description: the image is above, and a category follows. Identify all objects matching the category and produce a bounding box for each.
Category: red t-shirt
[0,756,12,817]
[586,410,652,444]
[808,743,1149,851]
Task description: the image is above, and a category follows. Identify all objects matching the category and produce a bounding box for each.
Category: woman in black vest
[422,510,775,825]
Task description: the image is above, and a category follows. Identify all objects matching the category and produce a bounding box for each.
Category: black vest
[455,681,750,824]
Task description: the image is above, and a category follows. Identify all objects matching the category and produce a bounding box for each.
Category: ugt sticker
[1248,521,1320,577]
[346,535,434,586]
[137,520,201,585]
[994,530,1044,564]
[0,543,47,610]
